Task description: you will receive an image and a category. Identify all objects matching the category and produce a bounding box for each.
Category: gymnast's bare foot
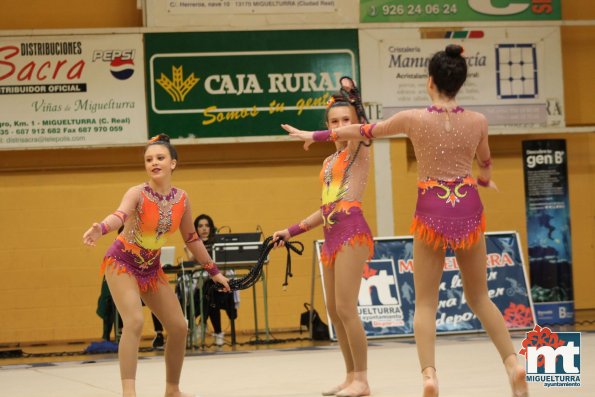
[508,364,529,396]
[421,366,438,397]
[322,384,345,396]
[322,373,354,396]
[164,391,194,397]
[504,354,528,397]
[165,383,195,397]
[335,380,370,397]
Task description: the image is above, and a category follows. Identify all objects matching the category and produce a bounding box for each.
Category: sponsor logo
[156,65,199,102]
[92,50,136,81]
[519,325,581,387]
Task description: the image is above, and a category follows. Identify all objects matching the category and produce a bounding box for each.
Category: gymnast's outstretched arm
[282,109,414,149]
[82,186,140,246]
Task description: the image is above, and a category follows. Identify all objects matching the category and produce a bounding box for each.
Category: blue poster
[317,232,535,339]
[357,258,407,336]
[522,140,574,325]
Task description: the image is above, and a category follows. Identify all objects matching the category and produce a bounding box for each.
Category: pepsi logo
[110,57,134,80]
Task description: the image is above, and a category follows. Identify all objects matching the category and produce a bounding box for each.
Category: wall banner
[317,233,535,339]
[0,34,147,149]
[167,0,337,14]
[144,0,356,27]
[358,26,564,129]
[522,139,574,325]
[145,30,359,140]
[361,0,561,23]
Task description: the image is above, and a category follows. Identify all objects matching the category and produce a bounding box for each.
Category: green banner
[145,30,359,140]
[361,0,561,23]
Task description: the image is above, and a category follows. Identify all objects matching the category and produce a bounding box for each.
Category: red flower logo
[362,263,378,279]
[519,325,566,368]
[503,302,534,328]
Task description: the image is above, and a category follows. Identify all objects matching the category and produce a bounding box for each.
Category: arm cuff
[478,158,492,168]
[477,178,490,187]
[359,124,376,139]
[100,223,109,235]
[288,222,308,237]
[313,130,332,142]
[203,262,221,277]
[184,232,199,244]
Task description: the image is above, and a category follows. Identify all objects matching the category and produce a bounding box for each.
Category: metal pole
[252,278,259,343]
[309,240,318,339]
[198,271,206,348]
[188,270,196,349]
[262,270,270,341]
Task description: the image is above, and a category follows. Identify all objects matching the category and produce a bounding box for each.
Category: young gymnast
[282,46,528,397]
[83,134,230,397]
[274,77,374,397]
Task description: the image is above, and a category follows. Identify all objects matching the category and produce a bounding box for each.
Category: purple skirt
[320,201,374,267]
[101,237,168,292]
[411,177,485,250]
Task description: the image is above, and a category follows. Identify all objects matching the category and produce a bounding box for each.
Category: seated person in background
[96,274,121,343]
[182,214,239,346]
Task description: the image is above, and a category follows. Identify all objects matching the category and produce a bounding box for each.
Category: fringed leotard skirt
[320,200,374,267]
[101,235,169,292]
[410,176,485,250]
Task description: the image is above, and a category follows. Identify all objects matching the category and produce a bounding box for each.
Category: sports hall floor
[1,328,593,397]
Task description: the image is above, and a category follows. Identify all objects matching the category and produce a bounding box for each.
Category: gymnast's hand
[83,223,102,246]
[282,124,314,151]
[487,180,499,191]
[212,273,231,292]
[272,229,290,248]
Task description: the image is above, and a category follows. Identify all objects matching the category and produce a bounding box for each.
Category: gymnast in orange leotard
[83,134,229,397]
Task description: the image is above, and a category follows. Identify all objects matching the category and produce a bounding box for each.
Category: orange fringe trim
[409,212,486,251]
[101,257,169,293]
[321,233,375,268]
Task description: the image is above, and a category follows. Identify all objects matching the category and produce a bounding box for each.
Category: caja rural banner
[144,30,358,140]
[317,233,535,339]
[361,0,561,23]
[0,34,147,149]
[358,26,564,128]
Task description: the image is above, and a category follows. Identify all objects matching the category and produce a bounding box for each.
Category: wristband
[100,222,109,235]
[184,232,199,244]
[478,158,492,168]
[203,262,221,277]
[359,124,376,139]
[288,222,308,237]
[313,130,332,142]
[477,178,490,187]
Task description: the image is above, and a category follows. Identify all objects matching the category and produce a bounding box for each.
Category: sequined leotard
[319,142,374,266]
[289,142,374,267]
[101,183,220,291]
[362,106,490,249]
